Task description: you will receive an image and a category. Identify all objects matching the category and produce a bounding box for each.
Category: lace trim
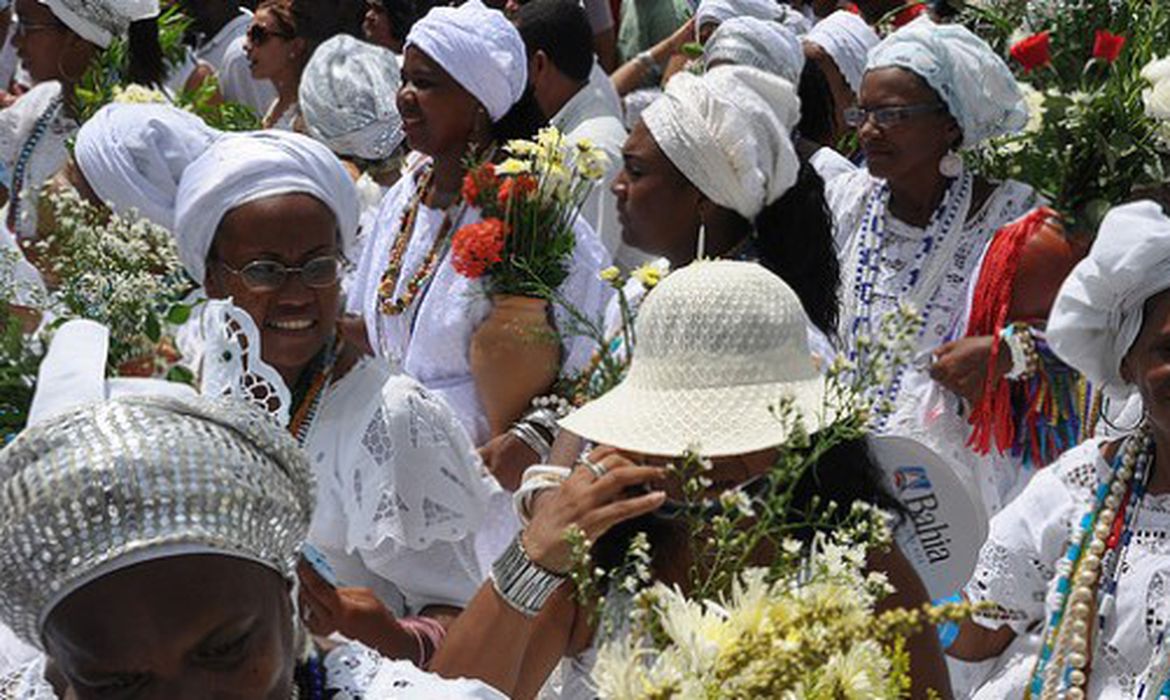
[198,299,292,426]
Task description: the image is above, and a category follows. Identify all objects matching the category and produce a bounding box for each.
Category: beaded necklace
[376,165,466,316]
[1027,425,1154,700]
[291,653,326,699]
[287,339,339,445]
[8,95,64,238]
[846,170,972,428]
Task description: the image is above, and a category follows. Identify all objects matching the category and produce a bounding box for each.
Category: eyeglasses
[14,20,65,37]
[217,255,345,292]
[843,103,947,129]
[246,23,292,46]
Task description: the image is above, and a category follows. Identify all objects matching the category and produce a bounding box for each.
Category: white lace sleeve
[197,299,291,425]
[341,373,496,553]
[964,441,1101,634]
[323,643,506,699]
[0,657,55,700]
[555,216,613,376]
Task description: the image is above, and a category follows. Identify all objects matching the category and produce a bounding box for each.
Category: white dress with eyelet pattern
[962,437,1170,698]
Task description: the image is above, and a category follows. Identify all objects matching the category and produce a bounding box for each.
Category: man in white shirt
[516,0,649,270]
[180,0,275,114]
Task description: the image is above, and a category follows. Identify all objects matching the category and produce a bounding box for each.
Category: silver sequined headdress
[0,394,314,649]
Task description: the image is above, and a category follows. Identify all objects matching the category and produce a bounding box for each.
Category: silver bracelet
[636,49,658,73]
[510,420,552,462]
[491,535,566,617]
[524,407,561,441]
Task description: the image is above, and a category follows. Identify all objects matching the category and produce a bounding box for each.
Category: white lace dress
[0,82,75,241]
[303,358,502,612]
[349,161,612,445]
[963,438,1170,698]
[0,642,505,699]
[827,168,1040,516]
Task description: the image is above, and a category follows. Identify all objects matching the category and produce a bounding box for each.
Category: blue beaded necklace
[847,171,972,429]
[8,95,64,239]
[293,652,327,699]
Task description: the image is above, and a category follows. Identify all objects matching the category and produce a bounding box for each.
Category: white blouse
[827,169,1040,515]
[964,438,1170,698]
[349,160,611,445]
[304,358,500,614]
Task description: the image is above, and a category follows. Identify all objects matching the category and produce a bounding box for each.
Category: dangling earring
[938,150,963,178]
[695,218,707,261]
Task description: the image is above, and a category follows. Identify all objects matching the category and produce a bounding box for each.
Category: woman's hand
[929,335,1011,404]
[297,560,416,659]
[522,446,667,574]
[479,432,541,492]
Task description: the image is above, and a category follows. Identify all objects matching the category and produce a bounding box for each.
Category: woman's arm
[869,546,955,700]
[611,18,695,97]
[947,617,1016,662]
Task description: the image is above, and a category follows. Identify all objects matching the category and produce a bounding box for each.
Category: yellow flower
[631,264,662,289]
[496,158,532,175]
[598,266,621,283]
[505,138,540,157]
[111,84,166,105]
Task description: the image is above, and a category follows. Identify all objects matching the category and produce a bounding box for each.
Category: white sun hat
[560,260,828,457]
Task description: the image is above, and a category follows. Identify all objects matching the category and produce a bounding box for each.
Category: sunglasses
[217,255,345,293]
[843,103,947,129]
[14,20,65,37]
[246,23,292,46]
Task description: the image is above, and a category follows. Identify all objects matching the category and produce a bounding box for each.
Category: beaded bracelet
[1001,323,1039,381]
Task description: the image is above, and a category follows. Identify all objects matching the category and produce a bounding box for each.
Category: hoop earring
[938,151,963,178]
[695,218,707,261]
[1098,394,1146,435]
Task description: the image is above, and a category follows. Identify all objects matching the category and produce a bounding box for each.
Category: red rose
[451,218,508,279]
[893,2,926,27]
[1010,31,1052,72]
[1092,29,1126,64]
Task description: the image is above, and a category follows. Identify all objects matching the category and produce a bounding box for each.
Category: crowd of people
[0,0,1167,697]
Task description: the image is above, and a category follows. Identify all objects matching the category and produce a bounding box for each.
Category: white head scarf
[804,10,879,95]
[703,16,805,86]
[299,34,404,162]
[643,66,800,222]
[404,0,527,122]
[1047,201,1170,393]
[74,103,219,231]
[867,16,1026,148]
[173,131,360,284]
[694,0,782,38]
[39,0,158,48]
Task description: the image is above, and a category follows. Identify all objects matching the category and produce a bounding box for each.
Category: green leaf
[165,304,192,325]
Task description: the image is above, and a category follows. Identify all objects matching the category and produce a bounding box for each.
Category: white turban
[703,16,805,86]
[694,0,782,38]
[867,16,1026,148]
[299,35,404,162]
[643,66,800,221]
[173,131,360,284]
[405,0,527,122]
[804,10,879,95]
[39,0,158,48]
[74,103,219,231]
[1048,201,1170,393]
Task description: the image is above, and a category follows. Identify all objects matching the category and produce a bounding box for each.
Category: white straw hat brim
[560,374,828,457]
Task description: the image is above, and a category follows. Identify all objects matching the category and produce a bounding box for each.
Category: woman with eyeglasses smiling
[72,106,504,668]
[825,17,1043,516]
[244,0,334,129]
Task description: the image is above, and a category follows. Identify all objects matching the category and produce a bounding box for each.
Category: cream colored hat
[560,260,827,457]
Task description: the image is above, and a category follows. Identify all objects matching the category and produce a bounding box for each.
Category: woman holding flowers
[828,17,1042,515]
[430,261,952,699]
[949,201,1170,699]
[348,0,609,447]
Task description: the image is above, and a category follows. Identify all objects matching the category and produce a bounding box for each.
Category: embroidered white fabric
[349,161,612,445]
[0,82,76,239]
[0,643,505,699]
[303,359,499,610]
[198,298,292,426]
[963,438,1170,698]
[827,168,1040,515]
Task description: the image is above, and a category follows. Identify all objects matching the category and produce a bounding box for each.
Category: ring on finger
[579,456,607,479]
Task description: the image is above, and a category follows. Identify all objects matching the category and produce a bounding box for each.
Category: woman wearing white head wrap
[803,8,878,149]
[73,103,219,230]
[0,0,166,241]
[825,16,1040,516]
[703,16,804,85]
[949,200,1170,699]
[0,342,505,698]
[169,128,503,668]
[693,0,811,43]
[348,0,609,447]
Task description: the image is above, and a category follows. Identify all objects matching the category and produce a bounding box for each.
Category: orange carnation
[451,218,508,279]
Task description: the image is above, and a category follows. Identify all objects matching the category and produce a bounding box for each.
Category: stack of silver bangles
[509,395,571,462]
[490,535,566,617]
